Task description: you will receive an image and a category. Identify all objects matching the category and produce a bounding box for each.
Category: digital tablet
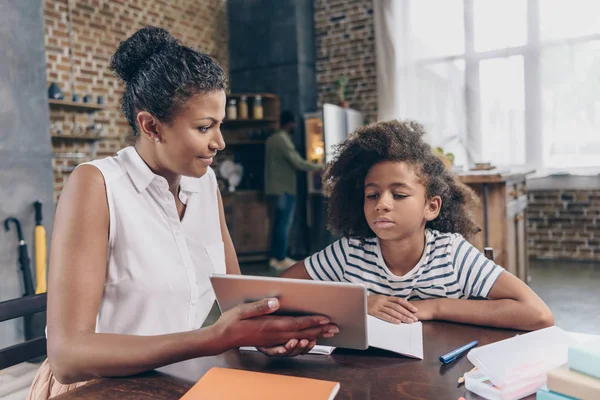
[209,274,368,350]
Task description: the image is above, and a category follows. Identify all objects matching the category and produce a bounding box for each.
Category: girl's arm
[280,260,312,279]
[413,271,554,331]
[282,239,349,281]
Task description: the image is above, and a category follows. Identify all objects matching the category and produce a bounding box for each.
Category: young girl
[283,120,553,330]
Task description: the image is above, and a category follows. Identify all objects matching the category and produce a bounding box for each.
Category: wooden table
[55,322,527,400]
[457,168,535,283]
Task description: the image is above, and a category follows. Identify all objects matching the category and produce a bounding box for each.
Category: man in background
[265,110,323,270]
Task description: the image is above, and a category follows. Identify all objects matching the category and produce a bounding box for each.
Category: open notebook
[180,367,340,400]
[241,316,423,359]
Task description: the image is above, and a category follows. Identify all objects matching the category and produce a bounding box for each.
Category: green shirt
[264,130,322,195]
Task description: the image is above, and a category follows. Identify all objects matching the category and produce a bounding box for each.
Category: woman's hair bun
[109,26,178,82]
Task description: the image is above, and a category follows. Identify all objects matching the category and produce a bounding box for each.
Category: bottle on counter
[253,95,263,120]
[238,95,248,119]
[226,98,237,120]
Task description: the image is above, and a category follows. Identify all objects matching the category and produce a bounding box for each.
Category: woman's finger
[286,339,309,357]
[257,345,290,356]
[301,340,317,355]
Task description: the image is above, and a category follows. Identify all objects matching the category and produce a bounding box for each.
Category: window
[541,41,600,167]
[539,0,600,41]
[473,0,526,52]
[396,0,600,168]
[415,60,468,167]
[479,56,525,165]
[410,0,464,59]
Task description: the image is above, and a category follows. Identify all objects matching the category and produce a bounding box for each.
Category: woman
[28,26,337,399]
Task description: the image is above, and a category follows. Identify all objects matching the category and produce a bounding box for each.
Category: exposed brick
[547,217,573,225]
[45,0,229,202]
[528,189,600,261]
[567,202,591,209]
[528,217,544,223]
[560,209,586,217]
[315,0,377,124]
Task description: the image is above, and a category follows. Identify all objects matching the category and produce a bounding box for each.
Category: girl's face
[143,90,227,178]
[363,160,441,241]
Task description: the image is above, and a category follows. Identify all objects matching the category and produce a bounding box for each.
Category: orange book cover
[180,367,340,400]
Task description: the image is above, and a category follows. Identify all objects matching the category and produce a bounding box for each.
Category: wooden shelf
[49,99,105,112]
[51,135,119,141]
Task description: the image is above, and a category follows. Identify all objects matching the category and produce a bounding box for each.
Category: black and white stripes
[304,229,503,300]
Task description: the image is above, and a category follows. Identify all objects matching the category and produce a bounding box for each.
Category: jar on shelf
[238,95,248,119]
[253,95,263,120]
[226,98,237,120]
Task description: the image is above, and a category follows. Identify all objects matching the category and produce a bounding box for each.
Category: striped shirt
[304,229,504,300]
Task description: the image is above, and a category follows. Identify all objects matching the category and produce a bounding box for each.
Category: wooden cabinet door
[516,211,527,282]
[506,195,528,282]
[505,210,518,276]
[232,193,270,254]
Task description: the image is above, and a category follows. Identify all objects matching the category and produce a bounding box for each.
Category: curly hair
[323,119,481,241]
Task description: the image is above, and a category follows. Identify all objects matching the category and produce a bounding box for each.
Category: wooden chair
[0,293,47,370]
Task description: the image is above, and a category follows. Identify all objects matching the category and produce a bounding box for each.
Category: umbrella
[33,200,47,294]
[4,216,47,342]
[4,217,35,296]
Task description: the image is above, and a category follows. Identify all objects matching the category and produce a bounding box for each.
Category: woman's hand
[367,295,418,324]
[210,298,339,354]
[256,338,318,357]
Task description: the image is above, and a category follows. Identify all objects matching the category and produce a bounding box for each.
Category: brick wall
[44,0,228,202]
[528,190,600,261]
[314,0,377,124]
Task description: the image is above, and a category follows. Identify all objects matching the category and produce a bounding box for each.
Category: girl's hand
[410,299,438,321]
[367,295,418,324]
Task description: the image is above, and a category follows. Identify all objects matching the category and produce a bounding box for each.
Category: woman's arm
[217,188,240,275]
[48,166,337,384]
[413,272,554,331]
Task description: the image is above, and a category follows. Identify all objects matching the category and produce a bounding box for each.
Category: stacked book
[537,339,600,399]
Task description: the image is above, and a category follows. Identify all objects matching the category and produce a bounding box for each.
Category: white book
[366,315,424,359]
[240,316,423,359]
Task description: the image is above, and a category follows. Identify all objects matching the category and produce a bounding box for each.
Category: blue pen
[439,340,479,364]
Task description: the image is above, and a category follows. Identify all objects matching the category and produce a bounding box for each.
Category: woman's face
[154,90,226,178]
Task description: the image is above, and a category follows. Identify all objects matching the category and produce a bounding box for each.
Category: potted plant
[432,147,455,169]
[336,76,349,108]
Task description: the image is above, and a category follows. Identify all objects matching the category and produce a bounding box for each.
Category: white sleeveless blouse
[83,146,225,336]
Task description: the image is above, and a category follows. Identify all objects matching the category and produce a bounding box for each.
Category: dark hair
[280,110,296,127]
[109,26,227,136]
[324,119,481,241]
